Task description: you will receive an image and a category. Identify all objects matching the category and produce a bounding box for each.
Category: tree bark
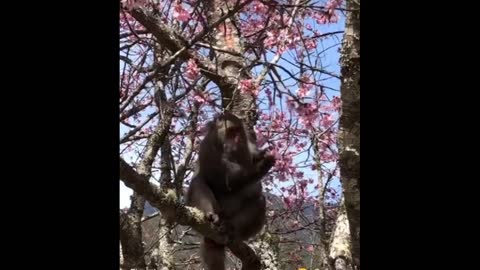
[338,0,360,268]
[120,201,147,270]
[157,217,175,270]
[251,233,279,270]
[328,200,352,270]
[120,241,124,269]
[204,0,258,128]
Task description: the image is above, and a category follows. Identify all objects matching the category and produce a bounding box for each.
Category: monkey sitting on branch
[185,111,275,270]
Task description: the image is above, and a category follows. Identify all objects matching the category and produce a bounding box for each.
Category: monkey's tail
[201,237,225,270]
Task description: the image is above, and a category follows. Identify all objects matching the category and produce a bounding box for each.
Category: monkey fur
[185,112,275,270]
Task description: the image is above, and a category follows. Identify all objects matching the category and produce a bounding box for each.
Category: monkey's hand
[215,219,234,236]
[221,153,275,191]
[207,212,232,235]
[252,148,269,163]
[206,212,220,225]
[255,153,276,176]
[208,211,233,235]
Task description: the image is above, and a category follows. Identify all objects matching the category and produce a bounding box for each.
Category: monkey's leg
[201,237,225,270]
[186,177,221,224]
[225,195,267,241]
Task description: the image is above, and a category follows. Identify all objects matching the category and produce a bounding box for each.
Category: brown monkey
[185,112,275,270]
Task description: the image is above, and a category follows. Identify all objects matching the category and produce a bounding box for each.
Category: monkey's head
[210,112,252,164]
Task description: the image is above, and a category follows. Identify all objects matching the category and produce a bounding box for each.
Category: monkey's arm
[186,177,221,224]
[222,154,275,191]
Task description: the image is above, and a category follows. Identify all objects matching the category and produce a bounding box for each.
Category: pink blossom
[304,38,317,51]
[240,79,259,96]
[314,0,342,24]
[297,87,309,98]
[320,113,334,127]
[173,3,190,22]
[185,59,199,80]
[332,96,341,110]
[252,1,268,13]
[263,30,278,48]
[193,92,207,104]
[283,195,296,209]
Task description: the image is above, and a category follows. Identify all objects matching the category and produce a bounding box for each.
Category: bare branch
[120,112,158,144]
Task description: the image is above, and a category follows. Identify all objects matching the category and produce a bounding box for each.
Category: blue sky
[120,12,345,208]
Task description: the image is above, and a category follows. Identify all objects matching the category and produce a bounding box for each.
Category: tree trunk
[156,217,175,270]
[332,257,350,270]
[328,200,352,270]
[205,0,258,128]
[120,195,147,270]
[251,233,279,270]
[338,0,360,268]
[120,241,124,269]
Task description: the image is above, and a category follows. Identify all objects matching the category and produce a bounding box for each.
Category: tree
[337,0,360,268]
[119,0,353,268]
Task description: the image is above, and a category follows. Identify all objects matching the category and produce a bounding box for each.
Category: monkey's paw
[205,212,231,236]
[264,154,275,165]
[215,220,234,236]
[259,154,276,172]
[206,212,220,225]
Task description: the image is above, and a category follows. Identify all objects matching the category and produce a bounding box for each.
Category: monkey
[185,112,275,270]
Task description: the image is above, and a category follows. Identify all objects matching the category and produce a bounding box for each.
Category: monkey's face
[214,115,251,164]
[223,125,245,150]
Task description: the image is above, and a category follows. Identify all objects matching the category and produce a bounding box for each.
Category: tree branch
[119,158,261,269]
[127,5,252,95]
